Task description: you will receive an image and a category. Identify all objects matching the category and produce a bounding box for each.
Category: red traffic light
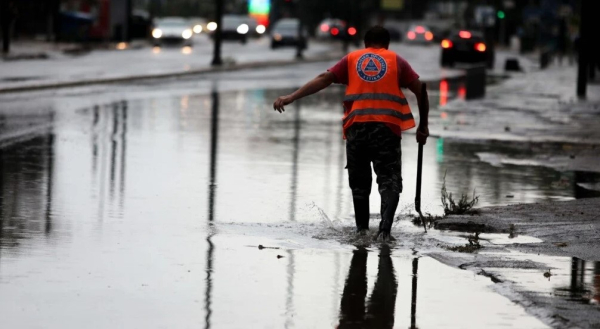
[348,27,357,36]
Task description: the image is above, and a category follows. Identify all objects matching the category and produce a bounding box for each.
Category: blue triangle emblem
[364,59,379,72]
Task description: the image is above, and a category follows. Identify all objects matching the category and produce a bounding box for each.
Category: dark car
[270,18,307,49]
[440,29,495,69]
[404,24,435,45]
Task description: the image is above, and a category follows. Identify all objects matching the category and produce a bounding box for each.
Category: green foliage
[441,171,479,215]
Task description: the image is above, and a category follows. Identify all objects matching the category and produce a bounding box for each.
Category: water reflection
[289,100,301,222]
[338,245,398,328]
[410,257,419,329]
[0,82,594,328]
[554,257,600,306]
[0,132,55,249]
[91,101,129,221]
[205,89,220,329]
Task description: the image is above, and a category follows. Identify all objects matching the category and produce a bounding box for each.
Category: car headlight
[236,24,249,35]
[182,29,193,39]
[256,24,266,34]
[207,22,217,31]
[193,25,202,34]
[152,28,162,38]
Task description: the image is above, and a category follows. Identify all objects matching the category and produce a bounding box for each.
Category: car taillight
[475,42,486,52]
[348,27,357,36]
[320,24,329,32]
[441,39,452,48]
[425,31,433,41]
[459,30,471,39]
[415,26,425,33]
[331,27,339,36]
[407,31,416,40]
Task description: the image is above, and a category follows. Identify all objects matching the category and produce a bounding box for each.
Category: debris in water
[508,224,517,238]
[446,232,482,253]
[277,255,284,259]
[506,195,514,198]
[544,269,552,280]
[554,242,568,247]
[479,269,502,283]
[258,244,280,250]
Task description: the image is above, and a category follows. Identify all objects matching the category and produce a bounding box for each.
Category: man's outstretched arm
[273,71,336,113]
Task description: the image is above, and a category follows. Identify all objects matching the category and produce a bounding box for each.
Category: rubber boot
[353,197,370,234]
[377,192,399,241]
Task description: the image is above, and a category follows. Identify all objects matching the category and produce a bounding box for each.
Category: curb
[0,53,343,94]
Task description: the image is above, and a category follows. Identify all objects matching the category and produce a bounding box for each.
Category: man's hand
[273,95,294,113]
[416,125,429,145]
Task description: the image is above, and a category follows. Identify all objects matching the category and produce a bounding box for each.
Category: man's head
[364,26,390,49]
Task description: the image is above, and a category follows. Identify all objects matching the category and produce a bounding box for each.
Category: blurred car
[151,17,193,47]
[188,17,207,34]
[404,24,435,44]
[316,18,346,40]
[384,23,403,42]
[245,16,267,38]
[207,14,249,43]
[440,29,495,69]
[270,18,307,49]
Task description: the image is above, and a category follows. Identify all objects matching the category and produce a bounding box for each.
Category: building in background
[5,0,132,42]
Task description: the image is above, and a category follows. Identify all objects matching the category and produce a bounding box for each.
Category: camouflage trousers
[345,122,403,200]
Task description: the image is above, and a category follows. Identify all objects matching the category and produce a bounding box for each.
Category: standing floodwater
[0,62,595,328]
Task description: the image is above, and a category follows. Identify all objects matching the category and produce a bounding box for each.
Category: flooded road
[0,64,598,328]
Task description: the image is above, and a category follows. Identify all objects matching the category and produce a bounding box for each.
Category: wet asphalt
[0,47,598,328]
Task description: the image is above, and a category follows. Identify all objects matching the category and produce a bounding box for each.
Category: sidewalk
[428,53,600,174]
[0,36,344,93]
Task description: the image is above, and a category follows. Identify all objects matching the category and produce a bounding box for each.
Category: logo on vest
[356,53,387,82]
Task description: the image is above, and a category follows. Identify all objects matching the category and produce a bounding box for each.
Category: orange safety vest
[343,48,415,137]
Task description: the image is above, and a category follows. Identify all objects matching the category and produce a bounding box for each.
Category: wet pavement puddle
[0,79,598,327]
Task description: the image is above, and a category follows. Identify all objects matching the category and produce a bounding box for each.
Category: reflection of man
[337,245,398,329]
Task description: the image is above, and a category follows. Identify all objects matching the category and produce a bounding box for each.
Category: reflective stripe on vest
[344,93,409,105]
[343,108,414,125]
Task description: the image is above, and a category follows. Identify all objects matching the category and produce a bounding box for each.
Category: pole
[576,0,589,98]
[211,0,223,66]
[295,0,303,60]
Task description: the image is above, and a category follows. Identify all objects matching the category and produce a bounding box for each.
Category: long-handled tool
[415,83,427,233]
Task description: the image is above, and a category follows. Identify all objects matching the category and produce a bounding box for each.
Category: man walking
[273,26,429,241]
[0,0,18,54]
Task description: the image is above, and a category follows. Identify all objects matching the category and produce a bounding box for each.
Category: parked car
[404,24,435,44]
[440,29,495,69]
[270,18,307,49]
[207,14,249,43]
[151,17,193,47]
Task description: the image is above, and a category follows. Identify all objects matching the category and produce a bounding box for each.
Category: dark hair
[364,26,390,47]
